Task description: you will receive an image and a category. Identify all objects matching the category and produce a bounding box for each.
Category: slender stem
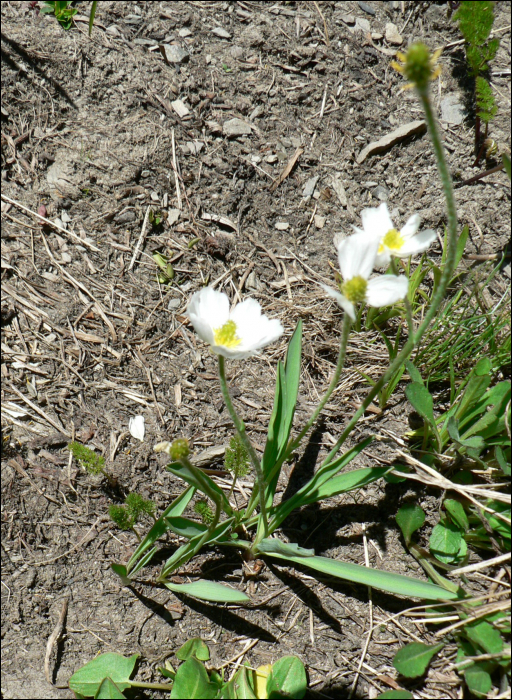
[321,86,459,468]
[245,312,352,521]
[129,681,173,691]
[218,356,269,537]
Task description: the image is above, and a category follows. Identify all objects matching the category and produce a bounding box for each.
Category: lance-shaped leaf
[69,653,138,697]
[257,539,459,600]
[167,462,232,514]
[165,580,250,603]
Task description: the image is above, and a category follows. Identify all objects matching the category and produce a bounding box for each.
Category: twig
[171,128,183,210]
[269,147,303,193]
[7,383,69,436]
[313,1,330,47]
[128,205,151,271]
[449,552,511,577]
[0,194,99,252]
[44,598,69,684]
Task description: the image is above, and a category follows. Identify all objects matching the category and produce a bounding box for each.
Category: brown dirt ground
[1,2,510,698]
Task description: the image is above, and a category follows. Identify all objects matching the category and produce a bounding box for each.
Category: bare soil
[1,2,510,698]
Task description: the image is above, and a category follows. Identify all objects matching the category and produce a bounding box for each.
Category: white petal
[397,229,437,258]
[374,249,392,269]
[320,283,356,320]
[366,275,409,307]
[337,232,379,281]
[361,203,394,239]
[400,214,421,241]
[187,287,229,344]
[129,415,145,442]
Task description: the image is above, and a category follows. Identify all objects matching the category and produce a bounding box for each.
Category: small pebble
[314,215,326,229]
[212,27,232,39]
[303,175,320,198]
[223,118,252,137]
[341,13,355,25]
[160,44,189,64]
[358,1,376,15]
[385,22,403,45]
[275,222,289,231]
[178,28,192,38]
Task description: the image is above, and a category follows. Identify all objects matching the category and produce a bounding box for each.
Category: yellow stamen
[341,275,367,303]
[381,228,405,252]
[214,320,241,348]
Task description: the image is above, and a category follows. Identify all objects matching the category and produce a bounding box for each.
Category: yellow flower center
[379,228,405,253]
[213,320,241,348]
[340,275,367,303]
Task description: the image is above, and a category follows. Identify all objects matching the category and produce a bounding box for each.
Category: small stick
[269,147,303,193]
[8,383,69,436]
[44,598,69,684]
[171,128,182,210]
[450,552,511,577]
[455,163,504,187]
[0,194,99,252]
[128,205,151,271]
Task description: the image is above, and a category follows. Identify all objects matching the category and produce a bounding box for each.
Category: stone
[275,222,289,230]
[441,94,466,125]
[385,22,403,45]
[171,99,190,119]
[212,27,232,39]
[167,209,180,225]
[331,174,348,207]
[230,45,244,59]
[223,118,252,137]
[354,17,371,34]
[372,185,389,201]
[159,44,189,64]
[303,175,320,198]
[356,120,427,164]
[178,28,192,38]
[314,215,326,229]
[358,1,376,15]
[341,14,355,25]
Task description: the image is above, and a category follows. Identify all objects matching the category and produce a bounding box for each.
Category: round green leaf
[176,638,210,662]
[393,642,444,678]
[69,653,138,697]
[430,521,462,556]
[267,656,307,699]
[464,664,492,698]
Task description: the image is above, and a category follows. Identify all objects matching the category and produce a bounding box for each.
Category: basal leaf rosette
[321,231,409,321]
[187,287,283,359]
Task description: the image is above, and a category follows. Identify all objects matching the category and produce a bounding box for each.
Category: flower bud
[169,438,190,461]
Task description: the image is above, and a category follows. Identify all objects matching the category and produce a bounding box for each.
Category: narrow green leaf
[165,580,250,603]
[257,541,458,600]
[88,1,97,36]
[396,504,425,544]
[267,656,307,699]
[293,467,388,508]
[454,358,492,421]
[464,664,492,698]
[176,638,210,662]
[377,692,413,699]
[454,225,469,269]
[444,499,469,532]
[503,153,511,180]
[127,485,195,572]
[446,417,485,449]
[111,564,131,586]
[164,516,207,539]
[170,657,218,700]
[167,462,231,514]
[129,546,157,577]
[220,666,257,699]
[95,677,125,699]
[430,521,462,557]
[69,653,138,697]
[393,642,444,678]
[271,438,373,529]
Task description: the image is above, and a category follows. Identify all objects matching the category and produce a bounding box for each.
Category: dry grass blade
[44,597,69,685]
[269,147,303,193]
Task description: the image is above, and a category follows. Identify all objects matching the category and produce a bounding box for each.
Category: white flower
[321,231,409,321]
[358,202,436,268]
[186,287,283,359]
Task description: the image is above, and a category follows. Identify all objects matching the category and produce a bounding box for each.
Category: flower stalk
[218,356,269,537]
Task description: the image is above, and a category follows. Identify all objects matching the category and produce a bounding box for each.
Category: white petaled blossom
[321,231,409,321]
[186,287,283,360]
[358,202,437,268]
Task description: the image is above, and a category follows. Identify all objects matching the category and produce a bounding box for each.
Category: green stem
[129,681,174,691]
[244,313,352,521]
[321,86,459,468]
[218,356,269,537]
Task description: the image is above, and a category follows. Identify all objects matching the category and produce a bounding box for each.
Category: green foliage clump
[224,434,250,479]
[453,1,499,142]
[68,442,105,476]
[40,1,78,30]
[194,499,215,526]
[109,493,155,531]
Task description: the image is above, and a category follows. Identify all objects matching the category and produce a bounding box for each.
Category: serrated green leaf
[464,663,492,698]
[95,677,125,699]
[69,653,138,697]
[257,540,458,600]
[267,656,307,699]
[176,638,210,662]
[170,657,218,699]
[396,504,425,544]
[430,521,462,557]
[165,580,250,603]
[444,499,469,532]
[393,642,444,678]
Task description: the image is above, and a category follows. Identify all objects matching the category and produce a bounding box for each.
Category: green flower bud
[169,438,190,461]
